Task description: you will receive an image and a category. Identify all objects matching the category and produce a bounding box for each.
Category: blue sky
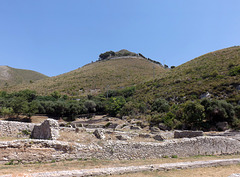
[0,0,240,76]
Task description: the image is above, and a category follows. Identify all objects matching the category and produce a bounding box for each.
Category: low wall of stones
[0,121,38,138]
[0,136,240,163]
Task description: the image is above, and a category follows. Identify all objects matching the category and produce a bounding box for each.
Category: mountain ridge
[134,46,240,103]
[7,56,166,96]
[0,65,49,87]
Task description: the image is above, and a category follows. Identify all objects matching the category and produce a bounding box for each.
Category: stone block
[174,130,203,138]
[31,119,59,140]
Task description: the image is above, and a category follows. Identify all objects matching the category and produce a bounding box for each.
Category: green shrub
[151,98,169,113]
[229,65,240,76]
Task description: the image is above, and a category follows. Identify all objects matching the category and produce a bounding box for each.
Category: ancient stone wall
[174,130,203,138]
[0,121,37,138]
[0,136,240,163]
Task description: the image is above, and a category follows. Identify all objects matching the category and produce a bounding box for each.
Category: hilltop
[9,52,166,95]
[0,66,48,87]
[134,46,240,103]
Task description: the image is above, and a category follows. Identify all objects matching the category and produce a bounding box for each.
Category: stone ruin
[174,130,203,138]
[31,119,59,140]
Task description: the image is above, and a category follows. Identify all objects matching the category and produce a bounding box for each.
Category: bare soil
[1,155,240,175]
[111,164,240,177]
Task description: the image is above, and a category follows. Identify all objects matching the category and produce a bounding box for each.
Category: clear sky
[0,0,240,76]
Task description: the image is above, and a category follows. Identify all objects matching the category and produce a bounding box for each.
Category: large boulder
[31,119,59,140]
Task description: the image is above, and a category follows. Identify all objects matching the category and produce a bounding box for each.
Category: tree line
[0,88,240,131]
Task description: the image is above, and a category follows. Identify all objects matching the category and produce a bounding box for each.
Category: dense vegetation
[1,88,240,131]
[98,49,138,60]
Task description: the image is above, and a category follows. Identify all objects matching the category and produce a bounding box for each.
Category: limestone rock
[116,134,131,140]
[31,119,59,140]
[150,126,161,134]
[200,92,211,99]
[153,134,164,141]
[158,123,170,131]
[130,125,142,130]
[93,128,105,139]
[160,131,174,139]
[139,133,151,138]
[229,174,240,177]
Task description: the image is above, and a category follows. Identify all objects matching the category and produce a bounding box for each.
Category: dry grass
[135,46,240,103]
[29,116,49,124]
[0,155,240,175]
[0,115,48,124]
[112,164,240,177]
[8,57,166,96]
[0,65,48,87]
[58,129,95,144]
[0,137,27,141]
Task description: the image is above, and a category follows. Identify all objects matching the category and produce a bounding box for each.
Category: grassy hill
[135,46,240,103]
[0,66,48,87]
[10,57,166,96]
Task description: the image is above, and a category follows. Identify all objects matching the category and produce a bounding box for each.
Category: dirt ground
[111,164,240,177]
[1,155,240,176]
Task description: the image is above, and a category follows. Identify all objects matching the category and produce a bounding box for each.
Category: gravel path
[1,158,240,177]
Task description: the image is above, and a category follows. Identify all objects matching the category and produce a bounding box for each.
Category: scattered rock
[216,122,229,131]
[174,130,203,138]
[121,125,131,131]
[93,128,105,139]
[31,119,59,140]
[122,116,129,120]
[150,126,161,134]
[130,125,142,130]
[200,92,211,99]
[153,134,164,141]
[139,133,152,138]
[158,123,170,131]
[116,135,131,140]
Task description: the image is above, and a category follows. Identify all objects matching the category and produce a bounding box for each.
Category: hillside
[10,57,166,96]
[0,66,48,87]
[135,46,240,103]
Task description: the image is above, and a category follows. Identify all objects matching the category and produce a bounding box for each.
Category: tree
[13,89,37,102]
[23,101,39,119]
[201,99,235,124]
[84,100,96,113]
[106,96,126,116]
[182,101,205,129]
[0,107,14,118]
[8,97,28,117]
[151,98,169,113]
[99,51,115,60]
